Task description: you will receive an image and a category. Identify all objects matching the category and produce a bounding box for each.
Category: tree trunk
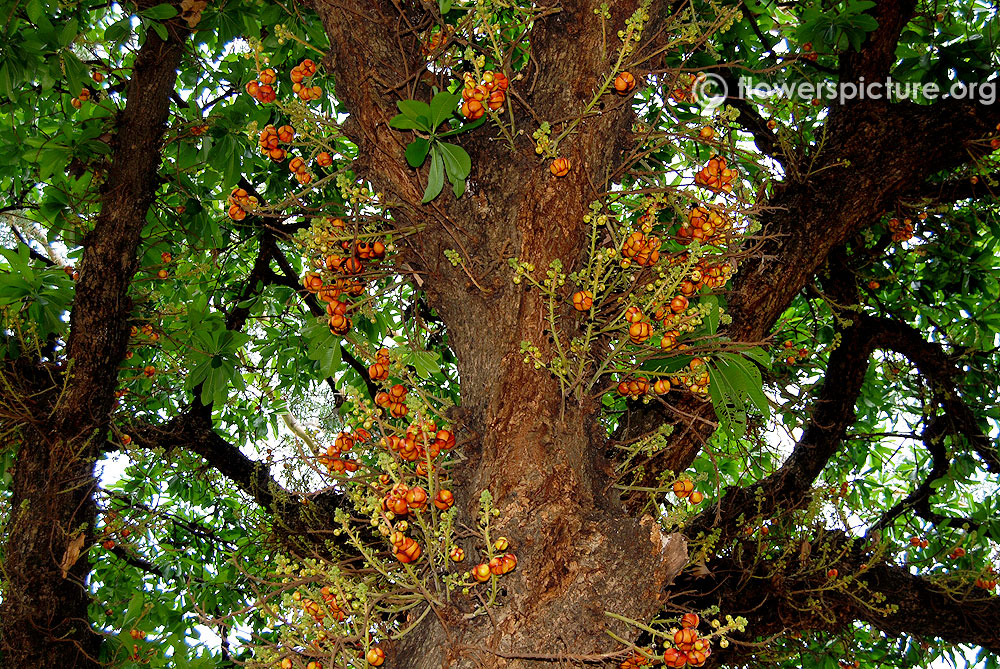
[0,23,190,667]
[313,1,691,663]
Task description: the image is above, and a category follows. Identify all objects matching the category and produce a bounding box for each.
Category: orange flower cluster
[461,70,509,120]
[677,205,730,245]
[676,256,735,296]
[302,229,390,337]
[625,306,653,345]
[672,479,703,504]
[288,156,312,185]
[70,87,92,109]
[694,156,736,193]
[616,376,650,399]
[375,383,409,418]
[326,298,352,335]
[382,483,428,516]
[390,531,422,563]
[319,586,348,622]
[368,347,391,381]
[319,429,369,473]
[670,73,697,103]
[619,652,651,669]
[677,357,710,395]
[472,553,517,581]
[258,123,295,163]
[663,614,712,667]
[245,68,277,103]
[227,187,258,221]
[887,217,913,242]
[365,647,386,666]
[381,420,456,462]
[614,71,637,95]
[572,290,594,311]
[291,58,322,101]
[975,566,997,590]
[622,231,661,267]
[301,597,327,623]
[549,157,571,177]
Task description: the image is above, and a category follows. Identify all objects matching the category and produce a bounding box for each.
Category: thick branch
[686,302,883,543]
[900,171,1000,205]
[688,309,997,546]
[676,532,1000,663]
[873,412,980,532]
[129,413,354,554]
[868,315,999,472]
[837,1,917,85]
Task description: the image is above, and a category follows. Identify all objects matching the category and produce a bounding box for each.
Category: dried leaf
[59,532,86,579]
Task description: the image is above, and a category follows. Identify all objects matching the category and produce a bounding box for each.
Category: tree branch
[675,531,1000,662]
[900,171,1000,205]
[872,412,980,532]
[128,413,355,555]
[836,1,918,85]
[868,315,999,473]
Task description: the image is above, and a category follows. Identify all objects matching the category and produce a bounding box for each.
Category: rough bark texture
[310,0,1000,664]
[316,1,689,665]
[0,22,190,668]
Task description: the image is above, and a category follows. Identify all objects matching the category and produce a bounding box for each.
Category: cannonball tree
[1,0,999,668]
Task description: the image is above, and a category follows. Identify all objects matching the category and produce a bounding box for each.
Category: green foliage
[389,90,477,201]
[707,350,771,440]
[0,246,73,350]
[795,1,880,52]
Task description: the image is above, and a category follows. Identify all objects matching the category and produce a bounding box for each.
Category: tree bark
[314,0,690,664]
[0,22,190,668]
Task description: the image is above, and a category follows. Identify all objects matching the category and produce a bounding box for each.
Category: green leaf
[125,593,144,623]
[105,19,130,42]
[439,114,487,137]
[438,0,454,14]
[438,142,471,180]
[708,361,748,439]
[422,147,445,203]
[428,90,460,129]
[439,142,470,198]
[140,3,179,19]
[389,113,429,132]
[396,99,432,121]
[304,319,343,377]
[407,350,441,379]
[58,18,79,47]
[62,52,89,97]
[25,0,45,24]
[405,138,430,167]
[149,20,169,41]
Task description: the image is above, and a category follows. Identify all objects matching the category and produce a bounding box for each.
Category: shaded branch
[688,307,997,547]
[900,171,1000,205]
[869,315,999,473]
[872,412,980,532]
[675,531,1000,663]
[128,413,355,555]
[686,300,883,543]
[836,1,918,85]
[7,223,55,266]
[717,67,781,161]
